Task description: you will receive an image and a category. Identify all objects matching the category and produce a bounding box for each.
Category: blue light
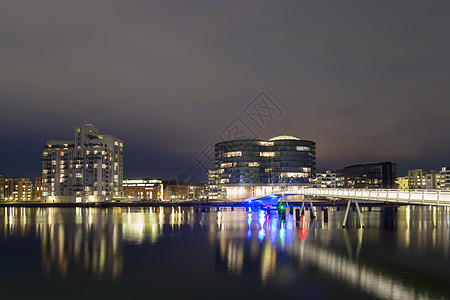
[258,229,266,242]
[271,219,277,232]
[247,229,252,239]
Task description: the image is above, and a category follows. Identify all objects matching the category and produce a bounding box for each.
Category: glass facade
[336,162,397,189]
[213,136,316,185]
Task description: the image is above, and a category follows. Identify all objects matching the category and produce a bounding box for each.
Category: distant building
[313,170,336,188]
[4,178,33,201]
[407,169,440,189]
[336,162,397,189]
[207,170,227,200]
[163,181,206,200]
[123,179,163,201]
[34,176,43,201]
[397,176,409,189]
[41,124,123,203]
[209,135,316,200]
[440,167,450,190]
[0,173,5,201]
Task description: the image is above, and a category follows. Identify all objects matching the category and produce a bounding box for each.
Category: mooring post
[354,199,365,228]
[342,199,352,228]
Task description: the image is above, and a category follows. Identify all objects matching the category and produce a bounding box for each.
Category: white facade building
[41,124,123,203]
[440,167,450,190]
[313,170,337,188]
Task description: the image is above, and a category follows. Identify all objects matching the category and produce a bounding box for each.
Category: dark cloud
[1,0,449,179]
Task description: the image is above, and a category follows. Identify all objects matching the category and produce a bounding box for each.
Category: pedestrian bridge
[267,188,450,206]
[250,188,450,227]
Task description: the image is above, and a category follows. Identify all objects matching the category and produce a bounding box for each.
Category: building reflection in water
[214,205,450,299]
[0,205,449,299]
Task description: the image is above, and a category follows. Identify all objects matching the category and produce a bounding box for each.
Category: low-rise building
[123,179,163,201]
[4,178,33,201]
[163,181,206,200]
[0,173,5,201]
[336,162,397,189]
[440,167,450,190]
[34,176,43,201]
[407,169,440,189]
[313,170,336,188]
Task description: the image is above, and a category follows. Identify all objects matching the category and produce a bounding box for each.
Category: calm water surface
[1,205,450,300]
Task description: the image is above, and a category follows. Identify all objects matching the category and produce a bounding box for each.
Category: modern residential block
[407,169,440,189]
[41,124,123,203]
[440,167,450,190]
[4,178,33,201]
[209,135,316,200]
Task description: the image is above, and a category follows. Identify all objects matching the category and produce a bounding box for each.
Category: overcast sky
[1,1,449,180]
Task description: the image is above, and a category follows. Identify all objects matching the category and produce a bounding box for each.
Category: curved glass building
[209,135,316,200]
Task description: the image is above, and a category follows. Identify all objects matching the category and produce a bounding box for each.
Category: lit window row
[223,151,242,157]
[260,152,275,157]
[296,146,310,151]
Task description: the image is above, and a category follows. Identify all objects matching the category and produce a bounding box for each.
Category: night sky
[1,1,449,181]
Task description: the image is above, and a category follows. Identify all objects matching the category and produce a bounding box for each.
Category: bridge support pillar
[342,200,352,228]
[309,196,316,219]
[300,198,305,217]
[354,200,365,228]
[342,199,365,228]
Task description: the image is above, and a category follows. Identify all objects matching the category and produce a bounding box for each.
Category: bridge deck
[255,188,450,206]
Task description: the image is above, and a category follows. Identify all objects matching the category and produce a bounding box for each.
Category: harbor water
[1,205,450,299]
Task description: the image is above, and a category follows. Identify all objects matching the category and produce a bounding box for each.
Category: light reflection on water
[0,205,450,299]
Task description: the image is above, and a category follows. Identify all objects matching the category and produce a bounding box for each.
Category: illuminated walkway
[267,188,450,206]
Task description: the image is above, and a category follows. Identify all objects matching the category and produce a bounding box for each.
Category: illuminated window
[248,162,260,167]
[221,163,233,168]
[260,152,275,157]
[76,173,82,178]
[280,172,308,178]
[42,152,48,157]
[296,146,310,151]
[223,151,242,157]
[259,141,274,146]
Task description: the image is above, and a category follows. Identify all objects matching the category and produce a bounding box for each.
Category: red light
[300,228,307,242]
